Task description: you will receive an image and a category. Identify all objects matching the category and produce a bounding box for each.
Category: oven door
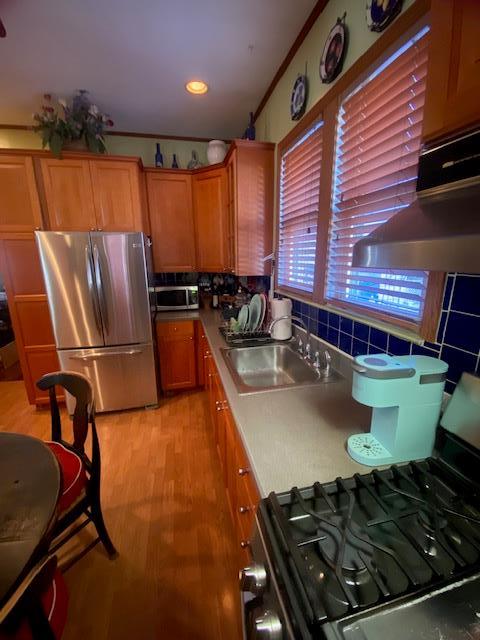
[323,574,480,640]
[155,287,189,310]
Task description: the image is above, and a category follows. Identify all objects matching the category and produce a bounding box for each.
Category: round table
[0,432,60,607]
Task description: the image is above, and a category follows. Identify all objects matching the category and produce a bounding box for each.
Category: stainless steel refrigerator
[36,231,158,413]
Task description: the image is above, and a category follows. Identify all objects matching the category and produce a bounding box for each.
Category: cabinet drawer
[235,433,260,505]
[156,320,195,338]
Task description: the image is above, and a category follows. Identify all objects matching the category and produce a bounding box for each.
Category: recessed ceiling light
[185,80,208,95]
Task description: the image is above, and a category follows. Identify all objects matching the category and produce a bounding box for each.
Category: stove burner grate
[267,458,480,628]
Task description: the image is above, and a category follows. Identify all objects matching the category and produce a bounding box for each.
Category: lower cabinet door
[158,334,197,391]
[225,408,238,522]
[58,343,158,412]
[25,347,61,404]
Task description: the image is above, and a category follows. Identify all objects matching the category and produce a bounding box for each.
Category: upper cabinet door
[192,168,230,272]
[234,143,274,276]
[0,155,43,232]
[90,160,143,231]
[146,171,196,271]
[423,0,480,142]
[39,158,97,231]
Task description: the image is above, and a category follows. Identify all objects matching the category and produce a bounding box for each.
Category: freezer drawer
[58,343,158,413]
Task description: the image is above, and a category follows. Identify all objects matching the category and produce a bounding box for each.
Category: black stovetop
[261,428,480,636]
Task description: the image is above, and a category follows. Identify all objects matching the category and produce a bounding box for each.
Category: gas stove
[240,425,480,639]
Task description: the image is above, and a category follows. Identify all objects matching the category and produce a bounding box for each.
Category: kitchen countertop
[155,308,373,496]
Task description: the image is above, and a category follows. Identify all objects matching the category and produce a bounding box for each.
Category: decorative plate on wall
[319,14,348,84]
[290,74,308,121]
[366,0,403,32]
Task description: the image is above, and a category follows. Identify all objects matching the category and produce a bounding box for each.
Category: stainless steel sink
[221,343,341,394]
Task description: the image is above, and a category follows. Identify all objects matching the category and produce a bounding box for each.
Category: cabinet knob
[238,467,250,476]
[97,227,103,231]
[35,226,41,230]
[90,227,96,231]
[240,540,250,549]
[239,506,251,514]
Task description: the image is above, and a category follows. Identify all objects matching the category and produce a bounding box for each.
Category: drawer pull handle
[239,506,250,514]
[238,467,250,476]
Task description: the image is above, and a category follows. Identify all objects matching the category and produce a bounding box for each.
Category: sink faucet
[269,314,310,357]
[313,349,332,376]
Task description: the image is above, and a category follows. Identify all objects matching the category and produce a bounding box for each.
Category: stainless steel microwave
[154,285,199,311]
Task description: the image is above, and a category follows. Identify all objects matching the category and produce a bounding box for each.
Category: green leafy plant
[33,90,114,156]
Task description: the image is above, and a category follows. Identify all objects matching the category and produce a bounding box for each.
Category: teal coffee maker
[348,354,448,466]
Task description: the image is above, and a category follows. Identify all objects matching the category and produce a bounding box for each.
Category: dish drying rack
[219,314,274,346]
[219,325,274,346]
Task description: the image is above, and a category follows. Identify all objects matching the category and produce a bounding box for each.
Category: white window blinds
[277,121,323,294]
[326,28,430,322]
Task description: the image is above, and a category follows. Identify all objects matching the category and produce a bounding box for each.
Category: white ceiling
[0,0,317,139]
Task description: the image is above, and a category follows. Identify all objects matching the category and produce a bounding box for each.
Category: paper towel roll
[271,298,292,340]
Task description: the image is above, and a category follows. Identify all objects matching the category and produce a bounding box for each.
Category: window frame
[273,3,444,342]
[275,119,324,298]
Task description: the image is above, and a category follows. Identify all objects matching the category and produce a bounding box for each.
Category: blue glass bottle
[172,153,179,169]
[155,143,163,168]
[245,112,256,140]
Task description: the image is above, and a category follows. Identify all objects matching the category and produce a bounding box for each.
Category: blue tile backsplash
[290,273,480,395]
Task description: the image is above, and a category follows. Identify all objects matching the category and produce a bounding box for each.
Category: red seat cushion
[46,442,87,513]
[0,569,68,640]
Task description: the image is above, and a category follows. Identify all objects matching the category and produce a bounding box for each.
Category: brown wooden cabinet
[196,322,209,386]
[0,155,44,232]
[204,331,259,565]
[192,167,231,272]
[39,156,145,232]
[90,160,144,231]
[156,320,197,391]
[146,170,197,271]
[423,0,480,141]
[39,158,97,231]
[0,233,59,404]
[146,146,274,277]
[228,141,274,276]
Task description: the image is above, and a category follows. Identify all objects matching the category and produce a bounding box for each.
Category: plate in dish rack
[247,294,262,331]
[237,304,249,331]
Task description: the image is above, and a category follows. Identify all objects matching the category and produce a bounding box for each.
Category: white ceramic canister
[207,140,227,165]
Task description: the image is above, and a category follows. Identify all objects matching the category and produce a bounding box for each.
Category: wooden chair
[0,556,68,640]
[36,372,117,565]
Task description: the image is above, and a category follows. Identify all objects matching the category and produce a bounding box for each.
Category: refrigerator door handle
[85,245,103,337]
[69,349,143,362]
[93,243,110,335]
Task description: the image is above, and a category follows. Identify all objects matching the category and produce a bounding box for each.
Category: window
[325,28,430,324]
[277,121,323,294]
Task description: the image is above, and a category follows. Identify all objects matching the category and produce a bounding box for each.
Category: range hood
[352,129,480,273]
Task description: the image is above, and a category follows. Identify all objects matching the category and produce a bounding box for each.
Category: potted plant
[33,90,114,156]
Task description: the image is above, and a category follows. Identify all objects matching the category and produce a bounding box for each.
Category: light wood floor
[0,381,243,640]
